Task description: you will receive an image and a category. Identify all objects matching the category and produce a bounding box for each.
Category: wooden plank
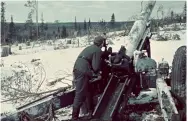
[156,78,180,121]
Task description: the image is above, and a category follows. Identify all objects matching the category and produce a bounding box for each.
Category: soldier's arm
[124,55,131,61]
[92,51,102,74]
[111,52,117,56]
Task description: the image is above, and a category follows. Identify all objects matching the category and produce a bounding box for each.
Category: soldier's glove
[90,73,102,83]
[105,60,112,66]
[106,61,112,67]
[95,75,102,81]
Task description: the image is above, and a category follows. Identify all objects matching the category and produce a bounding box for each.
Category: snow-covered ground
[151,30,186,65]
[0,28,186,120]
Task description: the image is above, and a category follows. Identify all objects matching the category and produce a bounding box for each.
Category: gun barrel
[125,0,156,57]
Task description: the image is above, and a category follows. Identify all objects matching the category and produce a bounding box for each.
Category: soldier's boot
[71,107,80,121]
[87,110,93,120]
[82,110,93,120]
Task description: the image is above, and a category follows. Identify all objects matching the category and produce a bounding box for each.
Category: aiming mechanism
[1,0,186,121]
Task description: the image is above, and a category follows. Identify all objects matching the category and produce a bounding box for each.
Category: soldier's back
[73,45,101,75]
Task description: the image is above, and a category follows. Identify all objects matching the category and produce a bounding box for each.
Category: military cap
[94,36,105,45]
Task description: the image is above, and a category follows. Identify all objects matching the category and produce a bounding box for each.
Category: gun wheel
[171,46,186,120]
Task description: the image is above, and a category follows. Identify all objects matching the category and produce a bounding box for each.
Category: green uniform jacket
[73,44,102,76]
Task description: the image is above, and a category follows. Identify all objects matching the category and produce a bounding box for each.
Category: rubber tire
[171,46,186,101]
[171,46,186,120]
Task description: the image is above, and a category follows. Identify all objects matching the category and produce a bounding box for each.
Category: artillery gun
[1,0,186,121]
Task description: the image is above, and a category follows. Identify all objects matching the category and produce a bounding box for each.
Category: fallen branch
[35,64,46,92]
[2,85,36,95]
[60,80,71,86]
[1,87,71,103]
[47,75,72,86]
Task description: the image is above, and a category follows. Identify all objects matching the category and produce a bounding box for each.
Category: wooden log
[19,46,22,50]
[156,78,180,121]
[1,46,10,57]
[9,45,12,54]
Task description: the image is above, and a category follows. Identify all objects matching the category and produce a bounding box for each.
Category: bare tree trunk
[78,39,79,47]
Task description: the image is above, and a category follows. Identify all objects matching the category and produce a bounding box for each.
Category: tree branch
[1,87,71,103]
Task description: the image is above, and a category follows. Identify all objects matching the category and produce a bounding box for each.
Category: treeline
[150,3,186,32]
[1,1,186,45]
[1,1,129,45]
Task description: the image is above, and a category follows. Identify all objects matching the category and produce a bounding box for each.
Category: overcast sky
[3,1,186,23]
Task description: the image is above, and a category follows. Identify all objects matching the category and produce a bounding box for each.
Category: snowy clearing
[0,29,186,120]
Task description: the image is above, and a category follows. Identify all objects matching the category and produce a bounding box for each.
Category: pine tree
[25,9,34,40]
[61,26,63,38]
[78,24,81,36]
[63,26,67,38]
[99,19,106,32]
[57,27,60,38]
[84,19,87,31]
[44,23,48,30]
[179,16,182,25]
[1,2,6,44]
[103,20,106,32]
[88,18,91,29]
[53,31,56,38]
[75,16,77,31]
[54,20,59,24]
[183,2,186,22]
[61,26,67,38]
[24,1,38,40]
[171,11,174,23]
[88,18,91,35]
[110,13,115,28]
[40,13,45,38]
[8,15,16,43]
[44,23,48,39]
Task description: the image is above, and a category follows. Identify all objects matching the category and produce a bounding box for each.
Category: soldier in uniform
[71,36,105,120]
[110,46,131,74]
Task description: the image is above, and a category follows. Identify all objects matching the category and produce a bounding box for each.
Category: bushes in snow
[152,32,181,41]
[54,43,69,50]
[172,34,180,40]
[107,39,114,45]
[155,34,168,41]
[0,59,4,67]
[26,41,30,46]
[159,23,185,32]
[155,34,180,41]
[66,40,72,44]
[47,40,53,45]
[172,24,181,31]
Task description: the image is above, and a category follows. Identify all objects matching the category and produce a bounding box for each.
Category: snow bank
[128,88,158,105]
[142,112,161,121]
[0,102,17,114]
[150,38,186,66]
[55,106,72,120]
